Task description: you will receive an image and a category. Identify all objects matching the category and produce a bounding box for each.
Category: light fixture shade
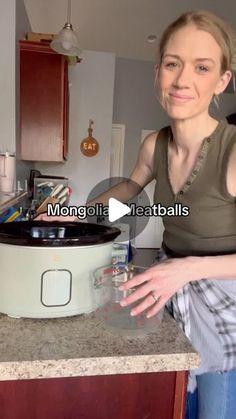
[51,23,81,56]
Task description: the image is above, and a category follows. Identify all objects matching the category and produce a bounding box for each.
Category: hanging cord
[67,0,71,23]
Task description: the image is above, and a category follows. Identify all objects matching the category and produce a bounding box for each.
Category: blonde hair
[158,10,236,74]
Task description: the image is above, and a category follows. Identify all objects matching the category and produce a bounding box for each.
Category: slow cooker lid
[0,221,121,246]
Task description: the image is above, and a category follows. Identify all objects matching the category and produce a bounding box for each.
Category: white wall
[0,0,32,184]
[15,0,33,184]
[113,58,169,177]
[0,0,16,153]
[35,50,116,206]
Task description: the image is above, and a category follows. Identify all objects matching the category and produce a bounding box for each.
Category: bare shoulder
[142,131,159,146]
[226,141,236,197]
[133,131,159,181]
[140,131,159,157]
[141,126,169,153]
[129,131,159,187]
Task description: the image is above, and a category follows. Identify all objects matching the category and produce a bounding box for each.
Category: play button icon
[108,198,131,222]
[86,176,151,240]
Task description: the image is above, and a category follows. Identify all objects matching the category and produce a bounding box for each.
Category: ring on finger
[151,292,158,303]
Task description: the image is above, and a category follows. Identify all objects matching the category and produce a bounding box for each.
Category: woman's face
[156,24,231,120]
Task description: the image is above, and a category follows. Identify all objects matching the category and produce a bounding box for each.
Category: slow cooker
[0,221,120,318]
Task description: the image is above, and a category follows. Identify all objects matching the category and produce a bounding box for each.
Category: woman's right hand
[34,213,77,222]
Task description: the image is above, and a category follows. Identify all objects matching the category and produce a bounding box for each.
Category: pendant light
[50,0,81,57]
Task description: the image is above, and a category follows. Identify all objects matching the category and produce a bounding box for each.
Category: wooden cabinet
[19,41,69,162]
[0,371,187,419]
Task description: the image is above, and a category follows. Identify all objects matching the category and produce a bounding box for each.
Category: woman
[38,10,236,418]
[118,10,236,419]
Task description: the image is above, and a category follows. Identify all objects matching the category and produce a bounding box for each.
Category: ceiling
[23,0,236,62]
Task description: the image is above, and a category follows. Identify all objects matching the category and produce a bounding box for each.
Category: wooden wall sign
[80,120,99,157]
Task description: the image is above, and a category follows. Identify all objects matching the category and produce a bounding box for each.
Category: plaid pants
[154,248,236,390]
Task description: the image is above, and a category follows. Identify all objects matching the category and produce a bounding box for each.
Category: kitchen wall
[113,57,236,177]
[113,58,169,177]
[35,50,116,206]
[15,0,33,185]
[0,0,33,186]
[0,0,16,153]
[209,93,236,121]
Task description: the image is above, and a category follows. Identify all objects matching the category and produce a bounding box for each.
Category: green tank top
[153,120,236,256]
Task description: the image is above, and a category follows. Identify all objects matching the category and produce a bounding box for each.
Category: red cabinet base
[0,371,187,419]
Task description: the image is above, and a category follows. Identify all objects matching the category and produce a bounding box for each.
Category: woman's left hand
[119,257,201,318]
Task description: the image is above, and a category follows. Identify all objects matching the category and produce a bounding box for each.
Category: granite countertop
[0,309,200,381]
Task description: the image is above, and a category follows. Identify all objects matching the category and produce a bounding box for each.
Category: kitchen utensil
[33,175,68,203]
[0,152,16,193]
[0,207,23,223]
[93,265,163,335]
[60,195,68,205]
[0,221,120,318]
[57,186,69,200]
[50,184,64,197]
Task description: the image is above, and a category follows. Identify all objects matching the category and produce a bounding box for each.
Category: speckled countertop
[0,309,200,381]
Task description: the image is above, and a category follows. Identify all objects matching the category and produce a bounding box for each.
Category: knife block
[35,196,59,215]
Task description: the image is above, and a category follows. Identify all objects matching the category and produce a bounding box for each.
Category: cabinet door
[63,60,69,160]
[0,371,187,419]
[20,41,68,162]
